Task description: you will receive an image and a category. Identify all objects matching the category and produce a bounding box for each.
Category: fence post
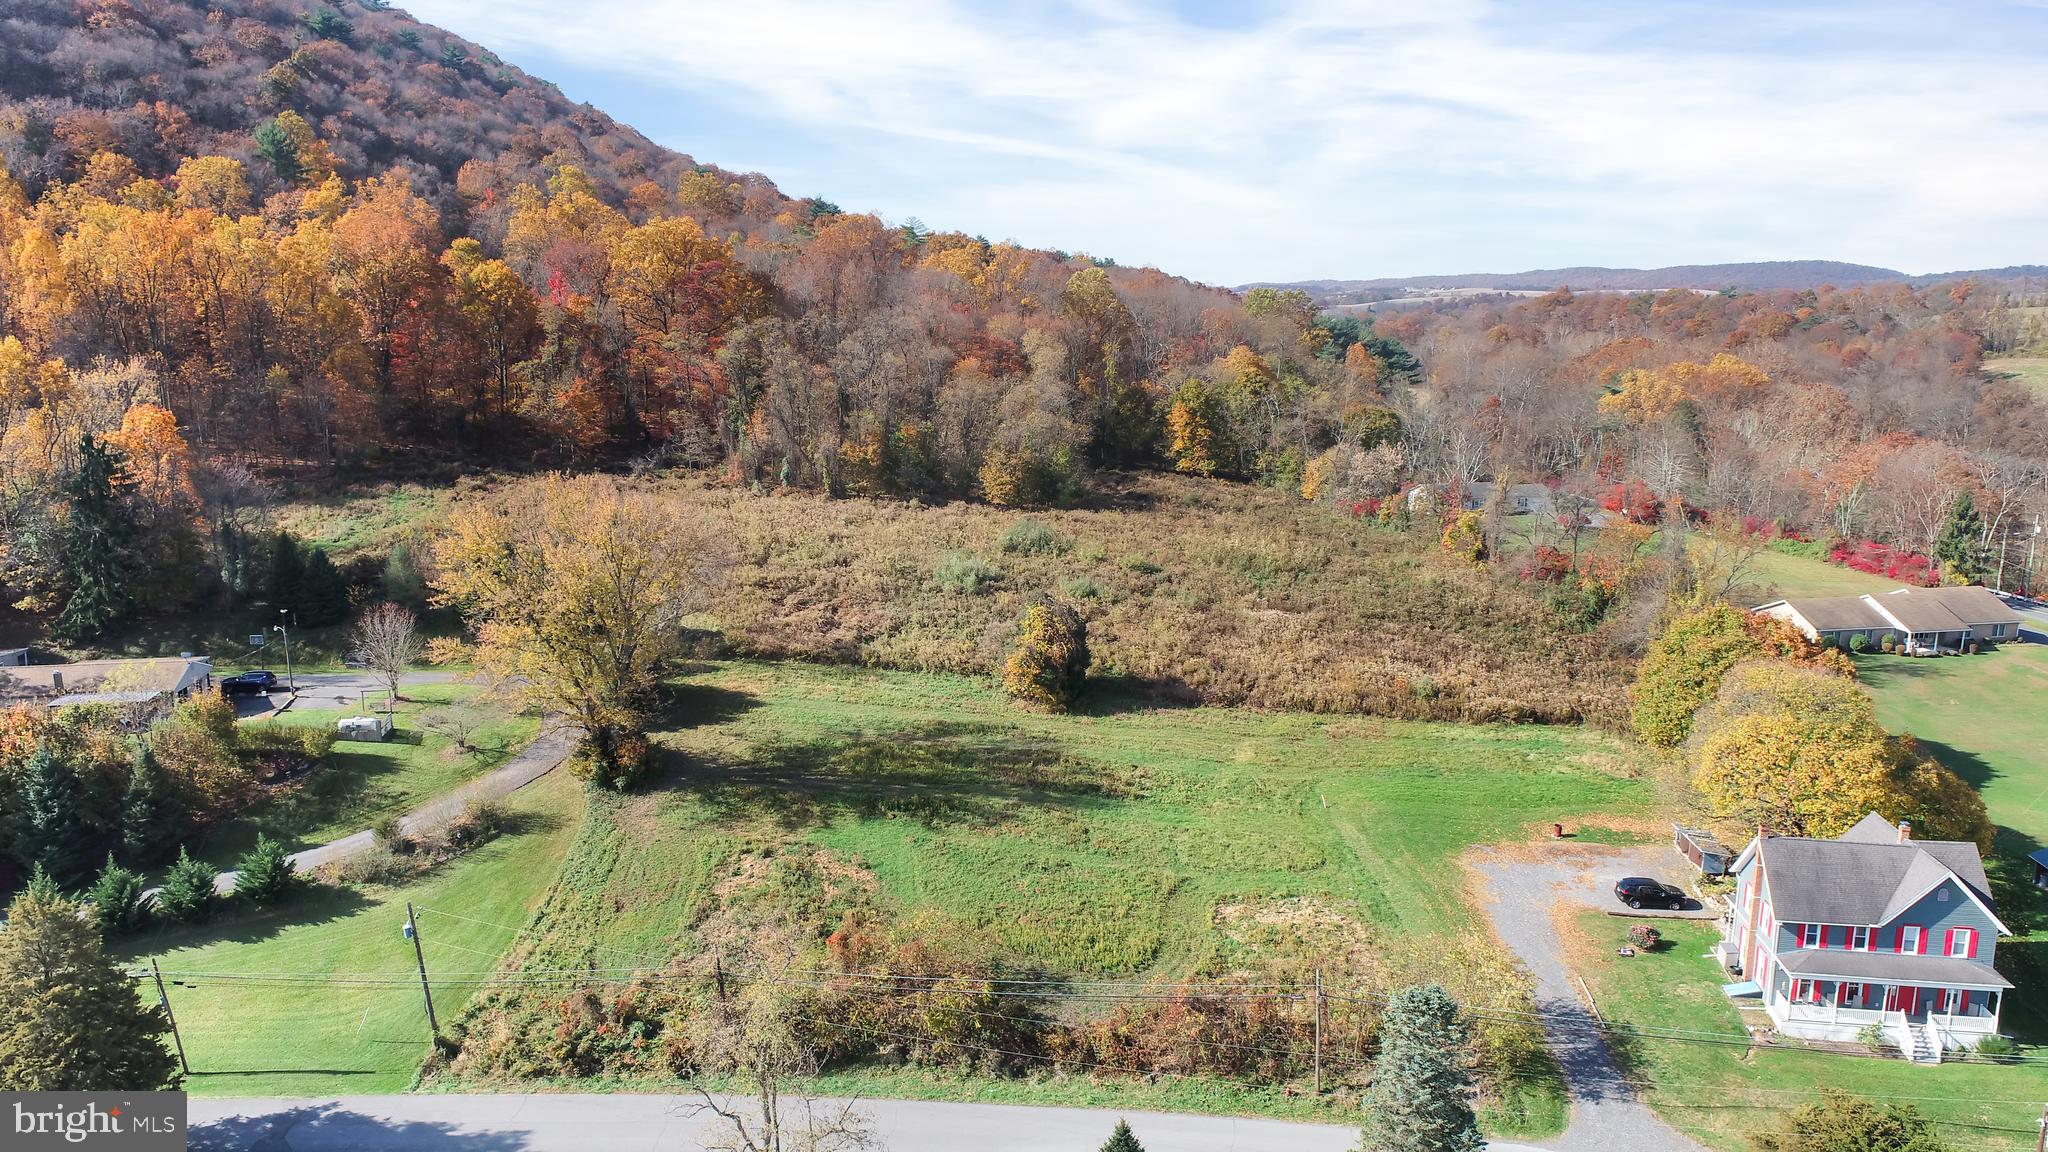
[1313,966,1324,1095]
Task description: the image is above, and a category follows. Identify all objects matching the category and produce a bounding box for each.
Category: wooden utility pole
[150,959,190,1076]
[406,902,438,1037]
[1312,966,1324,1096]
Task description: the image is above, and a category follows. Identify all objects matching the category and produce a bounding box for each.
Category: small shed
[1674,825,1732,876]
[2030,848,2048,890]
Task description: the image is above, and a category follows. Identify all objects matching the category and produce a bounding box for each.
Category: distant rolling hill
[1248,260,2048,302]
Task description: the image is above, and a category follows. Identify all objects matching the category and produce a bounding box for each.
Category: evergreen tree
[85,855,148,936]
[155,847,219,924]
[298,546,349,626]
[1933,492,1987,585]
[1100,1119,1146,1152]
[52,434,136,641]
[232,834,299,906]
[120,746,181,866]
[252,118,302,181]
[266,530,305,615]
[14,747,86,884]
[381,542,426,607]
[1359,985,1484,1152]
[23,863,60,902]
[0,885,179,1091]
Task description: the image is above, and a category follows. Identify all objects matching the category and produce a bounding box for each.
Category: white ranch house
[1721,814,2011,1062]
[1752,586,2022,654]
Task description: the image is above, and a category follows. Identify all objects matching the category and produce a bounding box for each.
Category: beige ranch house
[1752,586,2023,655]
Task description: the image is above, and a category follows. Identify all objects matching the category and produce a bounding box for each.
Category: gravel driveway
[1473,844,1710,1152]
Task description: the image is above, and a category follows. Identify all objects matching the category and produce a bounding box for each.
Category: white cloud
[403,0,2048,283]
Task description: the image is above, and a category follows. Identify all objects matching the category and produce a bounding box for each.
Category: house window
[1947,928,1978,959]
[1937,888,1950,903]
[1851,926,1871,951]
[1899,925,1923,953]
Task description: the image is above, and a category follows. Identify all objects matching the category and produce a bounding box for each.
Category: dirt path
[1473,844,1711,1152]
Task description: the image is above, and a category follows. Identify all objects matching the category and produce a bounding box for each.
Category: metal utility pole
[405,902,437,1037]
[1312,966,1324,1096]
[274,611,296,692]
[150,959,190,1076]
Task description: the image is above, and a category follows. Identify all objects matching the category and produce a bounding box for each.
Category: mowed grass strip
[205,685,539,866]
[1564,910,2047,1152]
[117,770,582,1096]
[516,659,1652,977]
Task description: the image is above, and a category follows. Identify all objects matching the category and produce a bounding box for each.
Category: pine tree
[52,434,136,641]
[1100,1119,1145,1152]
[86,854,148,936]
[0,885,179,1091]
[120,746,181,866]
[252,119,302,181]
[155,847,219,924]
[15,747,86,884]
[298,546,349,626]
[1359,985,1484,1152]
[232,834,299,906]
[266,530,305,615]
[1933,492,1987,585]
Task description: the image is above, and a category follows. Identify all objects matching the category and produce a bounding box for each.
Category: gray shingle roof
[1778,948,2013,989]
[1891,585,2024,627]
[1762,818,1996,928]
[1783,596,1892,633]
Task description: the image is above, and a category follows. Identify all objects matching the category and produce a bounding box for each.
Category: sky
[401,0,2048,287]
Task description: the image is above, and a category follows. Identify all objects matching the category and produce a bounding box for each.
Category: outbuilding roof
[0,657,212,706]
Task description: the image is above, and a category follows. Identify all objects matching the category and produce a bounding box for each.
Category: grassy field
[1985,356,2048,397]
[229,471,1634,726]
[442,659,1658,1135]
[1565,910,2045,1152]
[1740,546,1899,600]
[118,769,582,1096]
[202,685,539,866]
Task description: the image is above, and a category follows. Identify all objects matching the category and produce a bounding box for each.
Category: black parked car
[221,670,279,696]
[1614,877,1687,910]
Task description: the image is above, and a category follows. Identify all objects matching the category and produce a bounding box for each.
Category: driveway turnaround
[188,1095,1552,1152]
[1474,844,1710,1152]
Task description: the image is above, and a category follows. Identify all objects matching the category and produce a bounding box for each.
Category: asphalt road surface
[188,1094,1552,1152]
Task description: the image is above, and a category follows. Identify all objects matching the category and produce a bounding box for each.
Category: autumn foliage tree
[1002,598,1090,711]
[1690,661,1990,847]
[433,474,728,789]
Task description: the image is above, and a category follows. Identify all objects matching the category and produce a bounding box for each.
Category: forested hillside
[4,0,2048,696]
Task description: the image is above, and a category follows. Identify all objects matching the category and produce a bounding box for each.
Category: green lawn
[446,659,1655,1135]
[1985,356,2048,398]
[1742,546,1900,599]
[204,685,538,866]
[119,770,582,1096]
[1567,910,2045,1152]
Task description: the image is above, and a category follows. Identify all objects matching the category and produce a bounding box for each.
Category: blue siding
[1879,879,1999,967]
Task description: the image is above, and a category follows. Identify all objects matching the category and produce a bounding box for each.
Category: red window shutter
[1916,926,1928,955]
[1798,924,1808,947]
[1960,991,1972,1014]
[1945,928,1957,956]
[1893,925,1905,952]
[1967,929,1979,959]
[1819,926,1830,949]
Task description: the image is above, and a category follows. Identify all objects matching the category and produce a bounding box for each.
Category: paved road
[187,1094,1551,1152]
[1474,844,1710,1152]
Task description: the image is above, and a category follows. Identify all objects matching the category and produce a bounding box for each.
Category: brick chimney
[1897,819,1912,843]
